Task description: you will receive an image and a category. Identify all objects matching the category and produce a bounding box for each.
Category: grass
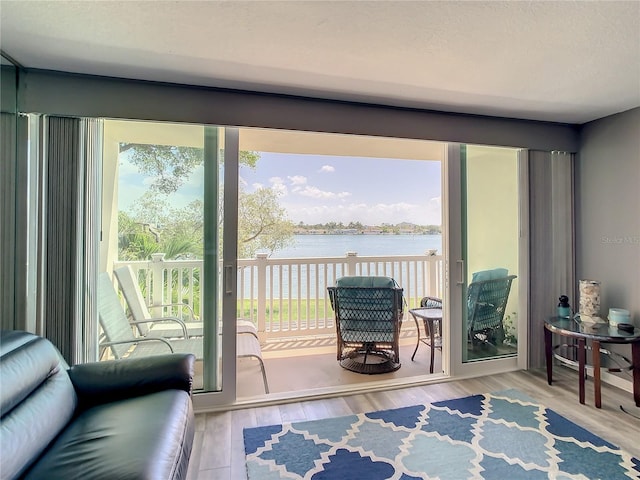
[237,297,422,322]
[237,298,332,322]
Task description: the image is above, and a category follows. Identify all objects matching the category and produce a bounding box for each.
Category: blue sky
[242,153,441,226]
[119,152,442,226]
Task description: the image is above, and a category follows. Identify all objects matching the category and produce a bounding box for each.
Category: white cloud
[287,175,307,186]
[424,196,442,225]
[272,183,288,196]
[269,177,288,196]
[319,165,335,173]
[294,186,351,199]
[269,176,286,185]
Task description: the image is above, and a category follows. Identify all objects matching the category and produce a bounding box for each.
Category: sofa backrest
[0,330,78,479]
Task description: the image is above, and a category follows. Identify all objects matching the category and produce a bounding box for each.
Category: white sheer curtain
[529,150,575,367]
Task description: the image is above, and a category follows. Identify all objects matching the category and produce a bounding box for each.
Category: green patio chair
[418,268,516,347]
[327,276,404,374]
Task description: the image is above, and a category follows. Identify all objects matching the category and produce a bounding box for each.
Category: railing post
[425,251,438,299]
[256,253,268,341]
[428,253,444,299]
[346,251,358,276]
[150,253,166,317]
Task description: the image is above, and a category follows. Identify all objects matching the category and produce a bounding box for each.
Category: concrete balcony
[112,251,445,398]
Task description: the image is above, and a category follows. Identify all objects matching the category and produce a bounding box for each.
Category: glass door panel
[100,119,224,394]
[461,144,520,363]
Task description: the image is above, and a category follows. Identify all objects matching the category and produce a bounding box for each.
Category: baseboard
[559,362,633,394]
[600,369,633,393]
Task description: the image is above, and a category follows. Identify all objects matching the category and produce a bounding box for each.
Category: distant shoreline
[293,223,441,236]
[293,232,440,235]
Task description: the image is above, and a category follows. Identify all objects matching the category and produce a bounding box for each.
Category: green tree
[119,204,200,260]
[118,144,293,261]
[120,143,259,195]
[238,188,294,258]
[122,144,202,194]
[118,211,160,260]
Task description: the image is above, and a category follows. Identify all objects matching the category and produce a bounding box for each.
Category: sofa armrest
[68,353,195,410]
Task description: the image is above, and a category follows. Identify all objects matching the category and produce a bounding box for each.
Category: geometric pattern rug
[244,389,640,479]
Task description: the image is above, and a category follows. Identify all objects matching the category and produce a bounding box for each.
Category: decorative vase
[579,280,602,322]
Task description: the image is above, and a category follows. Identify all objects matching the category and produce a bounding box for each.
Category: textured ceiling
[1,1,639,124]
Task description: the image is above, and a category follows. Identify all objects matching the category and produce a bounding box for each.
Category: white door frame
[445,143,529,378]
[193,127,241,408]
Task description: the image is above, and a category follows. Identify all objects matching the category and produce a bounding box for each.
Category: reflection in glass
[462,145,520,362]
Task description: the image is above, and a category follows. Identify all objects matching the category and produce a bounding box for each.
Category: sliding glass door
[95,119,531,403]
[100,120,240,402]
[447,144,528,376]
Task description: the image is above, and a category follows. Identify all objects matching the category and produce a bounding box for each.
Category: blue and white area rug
[244,389,640,479]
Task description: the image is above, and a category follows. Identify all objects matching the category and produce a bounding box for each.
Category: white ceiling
[1,1,639,124]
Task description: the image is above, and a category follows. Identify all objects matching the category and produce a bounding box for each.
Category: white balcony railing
[114,252,444,341]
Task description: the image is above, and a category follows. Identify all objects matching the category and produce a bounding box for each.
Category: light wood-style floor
[186,367,640,480]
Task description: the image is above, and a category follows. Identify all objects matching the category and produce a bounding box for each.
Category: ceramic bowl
[608,308,630,326]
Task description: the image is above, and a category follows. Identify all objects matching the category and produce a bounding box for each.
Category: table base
[339,351,401,374]
[545,322,640,408]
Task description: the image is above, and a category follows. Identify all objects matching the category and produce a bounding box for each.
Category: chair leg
[257,357,269,394]
[237,334,269,394]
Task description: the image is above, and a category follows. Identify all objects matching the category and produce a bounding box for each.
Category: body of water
[242,234,443,300]
[269,234,442,258]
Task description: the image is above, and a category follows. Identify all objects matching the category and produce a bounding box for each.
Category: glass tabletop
[409,307,442,320]
[545,316,640,342]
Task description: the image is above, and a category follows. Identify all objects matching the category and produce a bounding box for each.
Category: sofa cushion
[23,389,194,480]
[0,332,77,479]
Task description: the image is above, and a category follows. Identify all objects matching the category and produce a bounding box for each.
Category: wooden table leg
[632,341,640,407]
[592,340,601,408]
[544,325,553,385]
[578,338,586,405]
